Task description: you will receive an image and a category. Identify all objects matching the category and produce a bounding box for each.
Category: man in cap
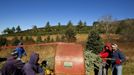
[111,43,126,75]
[12,42,27,61]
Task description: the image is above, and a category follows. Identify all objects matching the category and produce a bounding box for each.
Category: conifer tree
[77,20,84,33]
[86,30,103,54]
[46,35,51,43]
[56,35,60,42]
[12,37,20,46]
[16,25,21,32]
[0,37,8,46]
[85,30,103,74]
[65,21,76,42]
[65,27,76,42]
[36,36,42,43]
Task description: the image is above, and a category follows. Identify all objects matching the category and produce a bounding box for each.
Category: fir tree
[16,25,21,32]
[12,27,16,33]
[50,37,54,42]
[86,30,103,54]
[56,35,60,42]
[61,35,66,42]
[77,20,84,33]
[0,36,8,46]
[46,35,51,43]
[11,37,20,46]
[65,27,76,42]
[85,30,103,74]
[36,36,42,43]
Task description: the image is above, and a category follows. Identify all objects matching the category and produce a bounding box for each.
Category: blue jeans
[98,62,108,75]
[112,65,122,75]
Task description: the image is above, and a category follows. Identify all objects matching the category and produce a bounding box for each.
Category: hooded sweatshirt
[99,43,112,62]
[22,53,44,75]
[1,56,24,75]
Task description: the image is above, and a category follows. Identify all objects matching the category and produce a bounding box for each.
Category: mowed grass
[1,34,134,75]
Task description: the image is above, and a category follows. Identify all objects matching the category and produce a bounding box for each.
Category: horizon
[0,0,134,33]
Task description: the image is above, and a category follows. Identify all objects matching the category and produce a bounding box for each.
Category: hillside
[1,18,134,37]
[1,18,132,75]
[2,25,92,36]
[0,38,134,75]
[0,19,133,47]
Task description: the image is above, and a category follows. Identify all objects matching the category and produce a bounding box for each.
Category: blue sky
[0,0,134,33]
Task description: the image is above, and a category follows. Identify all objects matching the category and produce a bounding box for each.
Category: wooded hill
[0,18,134,46]
[1,21,92,36]
[1,19,134,36]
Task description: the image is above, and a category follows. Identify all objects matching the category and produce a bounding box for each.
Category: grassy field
[0,34,134,75]
[0,44,56,70]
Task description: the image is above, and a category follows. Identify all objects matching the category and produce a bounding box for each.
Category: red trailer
[55,43,85,75]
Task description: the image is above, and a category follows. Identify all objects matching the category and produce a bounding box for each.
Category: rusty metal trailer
[55,43,85,75]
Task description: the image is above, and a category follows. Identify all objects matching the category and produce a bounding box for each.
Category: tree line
[2,26,21,34]
[2,20,91,36]
[93,18,134,42]
[1,18,134,47]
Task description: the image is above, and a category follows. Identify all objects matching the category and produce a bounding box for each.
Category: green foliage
[25,36,35,44]
[45,22,52,34]
[86,30,103,54]
[85,30,103,74]
[1,20,92,36]
[16,25,21,32]
[3,27,14,34]
[61,35,66,42]
[32,25,37,30]
[32,25,38,33]
[25,36,29,41]
[84,22,87,26]
[93,21,106,34]
[92,18,134,42]
[43,39,47,43]
[56,35,61,42]
[84,50,102,74]
[19,36,24,41]
[116,19,134,42]
[50,37,54,42]
[0,36,8,46]
[36,36,42,43]
[11,37,20,46]
[65,27,76,42]
[64,21,77,42]
[66,21,73,28]
[46,35,51,43]
[56,22,62,34]
[45,22,50,28]
[116,26,122,34]
[11,27,15,33]
[76,20,84,33]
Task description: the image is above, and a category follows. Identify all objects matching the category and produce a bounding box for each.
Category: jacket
[111,49,126,66]
[1,56,24,75]
[22,53,44,75]
[99,42,112,62]
[15,47,26,58]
